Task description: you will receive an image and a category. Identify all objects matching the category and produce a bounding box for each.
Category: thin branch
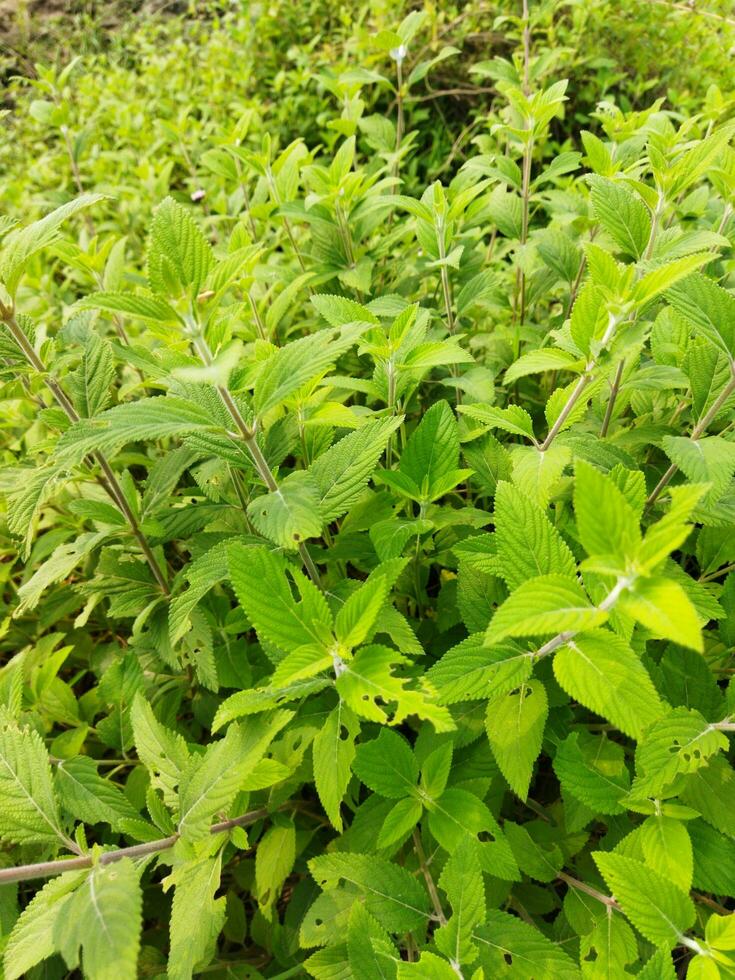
[413,828,447,926]
[0,808,269,885]
[558,871,620,910]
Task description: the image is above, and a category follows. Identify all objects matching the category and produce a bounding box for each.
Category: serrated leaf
[588,176,651,259]
[310,416,403,522]
[248,470,323,548]
[227,543,332,654]
[313,703,359,831]
[309,852,430,933]
[165,855,225,980]
[494,482,576,590]
[148,196,214,298]
[593,852,695,947]
[55,859,143,980]
[0,716,65,846]
[353,728,418,798]
[474,908,582,978]
[486,574,605,644]
[553,630,664,739]
[486,681,547,799]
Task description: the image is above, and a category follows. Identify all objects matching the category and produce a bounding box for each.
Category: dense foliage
[1,2,735,978]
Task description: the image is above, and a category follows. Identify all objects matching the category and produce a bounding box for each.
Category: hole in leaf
[477,830,495,844]
[503,953,512,966]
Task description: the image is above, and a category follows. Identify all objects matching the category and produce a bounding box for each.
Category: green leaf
[580,915,638,980]
[15,530,109,614]
[165,855,225,980]
[429,787,518,878]
[511,444,571,507]
[553,630,664,739]
[248,470,323,548]
[352,729,418,798]
[459,402,536,441]
[631,707,727,798]
[254,324,364,416]
[4,872,85,980]
[397,400,466,502]
[310,416,403,522]
[554,732,630,814]
[588,176,651,259]
[667,273,735,359]
[593,852,695,947]
[256,817,296,911]
[131,694,190,806]
[632,253,716,307]
[486,574,606,644]
[486,680,548,799]
[493,482,576,590]
[377,797,423,848]
[428,636,532,704]
[169,541,230,645]
[619,576,703,651]
[56,396,215,463]
[505,348,580,385]
[76,290,181,325]
[0,194,105,296]
[662,435,735,503]
[504,821,563,883]
[435,839,485,966]
[148,196,214,298]
[55,756,151,836]
[310,293,380,328]
[312,703,359,831]
[474,908,582,978]
[54,860,142,980]
[335,575,391,650]
[178,714,286,841]
[0,716,65,846]
[309,852,431,933]
[227,542,331,652]
[639,815,693,892]
[336,644,453,731]
[68,332,116,417]
[574,459,641,562]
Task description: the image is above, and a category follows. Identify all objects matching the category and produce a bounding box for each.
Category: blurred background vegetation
[2,1,734,217]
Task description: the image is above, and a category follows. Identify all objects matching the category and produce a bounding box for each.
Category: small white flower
[191,188,206,202]
[390,44,407,63]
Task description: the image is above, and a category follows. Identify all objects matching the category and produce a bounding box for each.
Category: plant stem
[190,332,322,589]
[435,216,462,402]
[266,169,307,273]
[558,872,620,910]
[413,829,447,925]
[0,808,269,886]
[539,373,590,451]
[646,373,735,508]
[600,358,624,437]
[393,57,404,180]
[2,310,170,594]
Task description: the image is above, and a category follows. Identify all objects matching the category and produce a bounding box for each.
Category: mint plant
[1,5,735,979]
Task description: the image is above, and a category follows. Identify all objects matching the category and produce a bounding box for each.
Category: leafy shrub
[0,3,735,979]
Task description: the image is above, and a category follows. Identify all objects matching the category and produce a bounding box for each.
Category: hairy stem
[600,358,624,437]
[413,829,447,926]
[0,808,269,886]
[558,872,620,910]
